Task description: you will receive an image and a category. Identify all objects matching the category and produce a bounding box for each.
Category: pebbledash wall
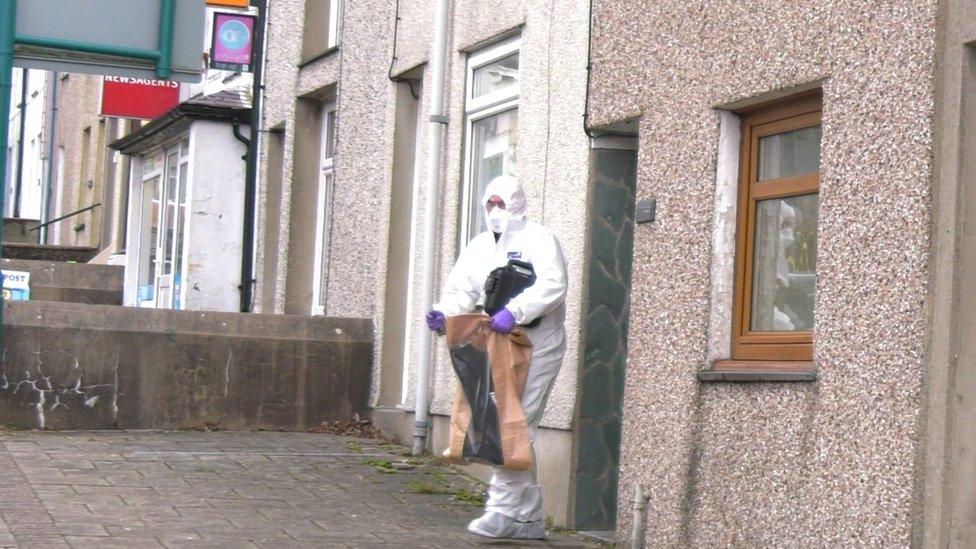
[256,0,592,525]
[588,0,976,547]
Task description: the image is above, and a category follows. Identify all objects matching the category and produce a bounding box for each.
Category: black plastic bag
[449,342,504,465]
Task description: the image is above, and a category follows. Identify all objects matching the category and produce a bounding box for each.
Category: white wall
[182,120,247,312]
[5,68,47,220]
[122,156,145,308]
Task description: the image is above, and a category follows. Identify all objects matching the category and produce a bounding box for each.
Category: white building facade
[4,68,48,223]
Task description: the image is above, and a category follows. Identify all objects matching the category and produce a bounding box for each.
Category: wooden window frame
[729,93,822,367]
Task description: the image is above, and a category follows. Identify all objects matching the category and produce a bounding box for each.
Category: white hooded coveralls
[434,176,568,527]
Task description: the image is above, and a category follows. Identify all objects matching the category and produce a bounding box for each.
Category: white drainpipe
[412,0,451,456]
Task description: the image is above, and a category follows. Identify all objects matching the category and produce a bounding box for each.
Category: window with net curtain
[463,38,520,241]
[751,125,821,333]
[727,93,822,365]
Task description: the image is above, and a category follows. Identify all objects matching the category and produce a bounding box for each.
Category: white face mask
[779,228,795,251]
[486,208,512,233]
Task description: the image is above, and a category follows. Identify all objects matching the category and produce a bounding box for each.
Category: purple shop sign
[210,13,255,71]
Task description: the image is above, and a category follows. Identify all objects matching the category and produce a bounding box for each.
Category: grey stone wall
[588,0,938,546]
[922,1,976,547]
[572,147,637,531]
[0,301,372,431]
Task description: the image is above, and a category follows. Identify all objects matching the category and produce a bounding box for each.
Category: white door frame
[136,141,189,309]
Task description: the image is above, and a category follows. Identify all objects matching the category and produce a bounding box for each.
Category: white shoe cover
[467,511,548,540]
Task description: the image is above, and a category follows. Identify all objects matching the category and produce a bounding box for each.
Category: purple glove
[426,310,445,332]
[489,308,516,334]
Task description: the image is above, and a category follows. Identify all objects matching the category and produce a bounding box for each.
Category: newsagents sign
[101,77,181,119]
[12,0,206,83]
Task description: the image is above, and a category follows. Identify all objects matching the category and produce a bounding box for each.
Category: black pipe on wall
[239,0,268,313]
[12,68,27,218]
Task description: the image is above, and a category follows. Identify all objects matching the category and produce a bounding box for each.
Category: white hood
[481,175,527,230]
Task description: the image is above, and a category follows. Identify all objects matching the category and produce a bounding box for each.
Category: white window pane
[173,164,188,309]
[144,150,163,173]
[467,109,518,238]
[162,152,179,275]
[317,173,334,307]
[138,175,161,302]
[758,125,821,181]
[750,193,818,331]
[472,53,519,99]
[326,110,336,159]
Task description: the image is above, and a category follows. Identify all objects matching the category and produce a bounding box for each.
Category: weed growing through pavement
[428,470,449,483]
[452,488,485,505]
[405,481,452,495]
[363,459,397,474]
[545,515,578,535]
[404,481,485,506]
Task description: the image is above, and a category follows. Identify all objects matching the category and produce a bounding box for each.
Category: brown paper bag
[442,314,533,471]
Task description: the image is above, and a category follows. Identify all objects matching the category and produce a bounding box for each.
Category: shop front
[112,91,250,312]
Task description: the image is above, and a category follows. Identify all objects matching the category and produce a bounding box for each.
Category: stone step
[2,217,40,244]
[2,242,99,262]
[1,257,123,305]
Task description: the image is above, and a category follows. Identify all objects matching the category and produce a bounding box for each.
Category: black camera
[483,260,539,327]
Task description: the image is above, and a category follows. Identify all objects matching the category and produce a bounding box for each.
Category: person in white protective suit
[425,175,567,540]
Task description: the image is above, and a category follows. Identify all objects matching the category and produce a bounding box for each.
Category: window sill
[298,46,339,68]
[698,360,816,382]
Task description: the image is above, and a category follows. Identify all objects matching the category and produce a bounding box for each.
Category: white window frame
[136,151,164,308]
[311,101,337,316]
[135,141,190,310]
[460,36,521,243]
[465,36,521,112]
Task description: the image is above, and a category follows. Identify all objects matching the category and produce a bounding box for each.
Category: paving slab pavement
[0,431,605,548]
